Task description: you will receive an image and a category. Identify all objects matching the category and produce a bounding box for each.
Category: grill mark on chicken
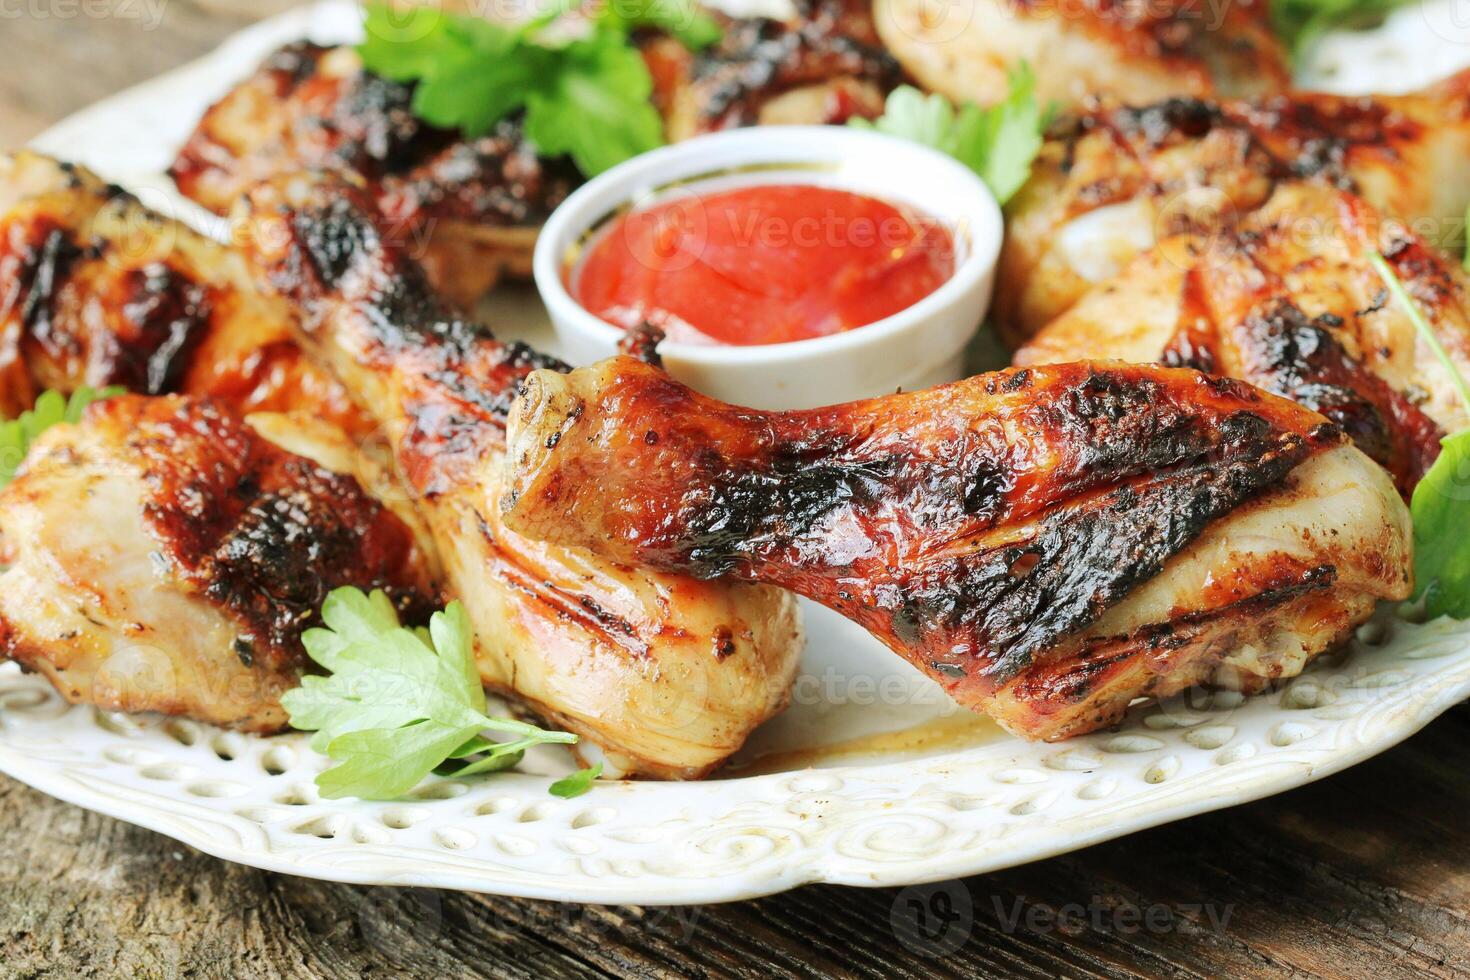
[499,356,1411,741]
[169,42,579,307]
[233,174,802,775]
[0,395,437,731]
[891,417,1317,683]
[277,191,565,498]
[507,359,1326,683]
[6,222,83,340]
[0,152,372,433]
[122,398,433,661]
[1091,93,1416,189]
[676,0,901,133]
[1165,293,1445,493]
[1008,563,1337,724]
[998,71,1470,343]
[6,223,215,394]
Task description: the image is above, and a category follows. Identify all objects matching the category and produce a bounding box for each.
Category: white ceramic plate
[5,0,1470,905]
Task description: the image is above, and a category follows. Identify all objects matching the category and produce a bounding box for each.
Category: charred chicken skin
[875,0,1288,113]
[170,8,898,307]
[230,175,802,778]
[170,42,581,309]
[647,0,902,140]
[0,151,370,435]
[500,357,1411,741]
[998,70,1470,344]
[1017,184,1470,496]
[0,395,437,732]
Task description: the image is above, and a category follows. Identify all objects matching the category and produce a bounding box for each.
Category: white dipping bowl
[533,126,1002,410]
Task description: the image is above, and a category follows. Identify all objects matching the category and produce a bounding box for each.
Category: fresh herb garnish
[282,587,579,800]
[849,65,1045,206]
[1369,250,1470,619]
[549,762,604,799]
[358,1,718,176]
[1272,0,1413,58]
[0,386,123,491]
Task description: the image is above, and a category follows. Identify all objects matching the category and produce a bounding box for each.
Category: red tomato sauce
[570,184,956,346]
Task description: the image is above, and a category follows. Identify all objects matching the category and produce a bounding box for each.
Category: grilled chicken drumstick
[1017,184,1470,496]
[500,357,1411,741]
[230,175,802,778]
[0,156,801,776]
[170,42,581,309]
[171,3,899,307]
[875,0,1288,112]
[0,151,370,434]
[998,70,1470,344]
[0,395,436,732]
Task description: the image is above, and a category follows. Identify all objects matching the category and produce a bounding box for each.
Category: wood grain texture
[4,5,1470,979]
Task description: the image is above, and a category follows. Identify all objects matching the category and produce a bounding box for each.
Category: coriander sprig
[1369,250,1470,619]
[849,65,1045,206]
[357,1,719,177]
[0,386,123,491]
[282,588,588,800]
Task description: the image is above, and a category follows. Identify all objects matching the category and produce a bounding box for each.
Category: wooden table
[4,5,1470,977]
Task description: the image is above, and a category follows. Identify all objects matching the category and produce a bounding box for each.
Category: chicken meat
[998,70,1470,344]
[1016,184,1470,496]
[230,174,803,778]
[170,5,900,308]
[874,0,1288,112]
[169,42,581,309]
[0,395,437,732]
[0,151,370,435]
[498,356,1412,740]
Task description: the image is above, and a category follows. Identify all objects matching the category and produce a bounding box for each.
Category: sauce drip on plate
[571,184,956,346]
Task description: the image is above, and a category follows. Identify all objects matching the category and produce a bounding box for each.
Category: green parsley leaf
[357,2,712,175]
[850,65,1044,206]
[602,0,722,50]
[1408,430,1470,619]
[359,5,452,80]
[282,587,577,800]
[522,27,665,178]
[1369,250,1470,619]
[549,762,603,798]
[1271,0,1413,58]
[0,386,123,491]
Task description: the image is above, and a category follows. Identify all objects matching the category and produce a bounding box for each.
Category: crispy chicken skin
[1017,185,1470,495]
[230,175,802,778]
[170,8,898,306]
[648,0,901,140]
[0,395,437,732]
[169,43,580,309]
[998,70,1470,344]
[0,151,370,435]
[500,357,1411,741]
[874,0,1288,112]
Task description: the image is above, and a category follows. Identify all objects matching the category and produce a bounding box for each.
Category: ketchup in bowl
[570,184,956,346]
